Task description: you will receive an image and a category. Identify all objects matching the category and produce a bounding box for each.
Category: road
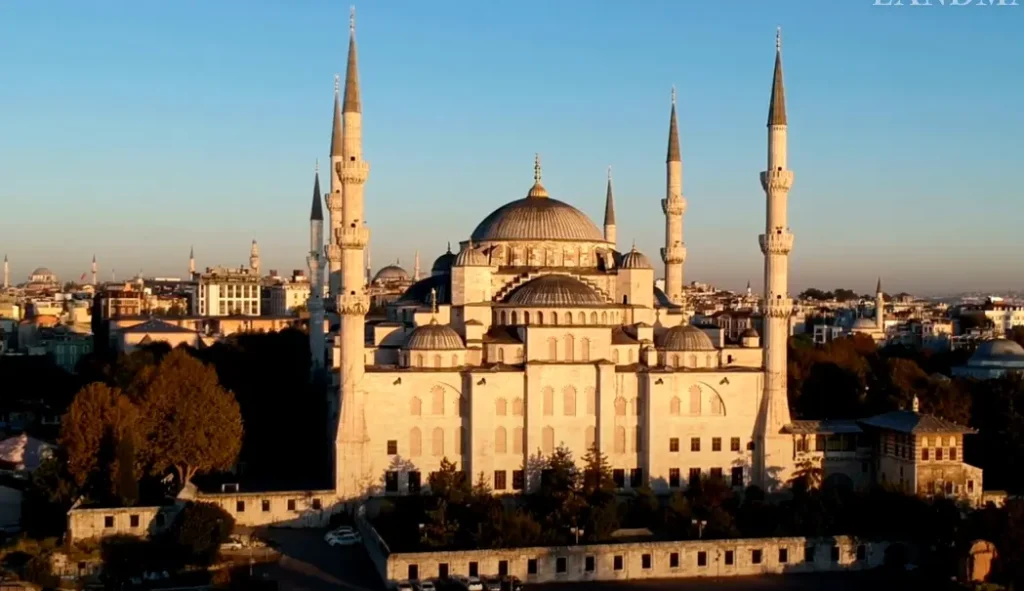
[533,571,939,590]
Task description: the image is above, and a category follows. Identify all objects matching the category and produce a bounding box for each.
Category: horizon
[1,1,1020,294]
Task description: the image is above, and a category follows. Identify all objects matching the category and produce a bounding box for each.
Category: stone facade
[67,505,178,543]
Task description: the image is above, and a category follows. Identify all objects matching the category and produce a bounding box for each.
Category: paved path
[257,528,386,591]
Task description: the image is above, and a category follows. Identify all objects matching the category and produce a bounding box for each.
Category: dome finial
[671,85,676,106]
[429,287,438,316]
[527,153,549,198]
[534,153,542,184]
[776,26,782,53]
[350,5,356,35]
[446,241,452,253]
[631,239,637,251]
[334,74,340,95]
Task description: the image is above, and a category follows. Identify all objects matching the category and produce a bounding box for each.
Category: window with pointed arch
[416,354,424,367]
[542,426,555,455]
[585,426,596,450]
[614,426,626,454]
[580,338,591,362]
[512,398,524,416]
[563,386,577,416]
[551,313,558,326]
[496,398,507,416]
[431,427,444,456]
[511,311,518,324]
[601,311,608,324]
[542,387,554,416]
[628,349,635,363]
[548,337,558,361]
[585,387,596,415]
[410,397,423,416]
[500,310,507,324]
[452,354,458,366]
[497,347,505,363]
[669,396,681,416]
[495,427,507,454]
[513,426,524,454]
[431,386,445,415]
[614,397,627,417]
[564,334,575,361]
[689,385,701,415]
[409,427,422,457]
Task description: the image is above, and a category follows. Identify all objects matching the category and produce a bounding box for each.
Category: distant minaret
[604,166,617,246]
[189,246,196,278]
[2,255,8,289]
[746,280,752,297]
[249,240,261,276]
[365,243,372,286]
[335,6,372,500]
[325,70,345,302]
[307,160,326,371]
[413,250,421,281]
[660,87,687,306]
[875,277,884,331]
[756,28,795,490]
[91,254,98,285]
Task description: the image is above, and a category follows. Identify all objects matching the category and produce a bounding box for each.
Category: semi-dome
[454,246,489,267]
[969,338,1024,367]
[505,275,604,307]
[373,264,409,283]
[662,325,716,352]
[395,274,451,306]
[405,320,465,351]
[620,246,653,270]
[432,246,457,275]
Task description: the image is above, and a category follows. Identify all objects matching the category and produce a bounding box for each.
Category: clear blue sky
[1,0,1020,294]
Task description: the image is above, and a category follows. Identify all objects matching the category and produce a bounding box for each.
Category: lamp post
[692,518,707,540]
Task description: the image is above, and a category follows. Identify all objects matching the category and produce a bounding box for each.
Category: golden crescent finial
[350,6,356,35]
[534,153,542,183]
[671,85,676,106]
[315,158,319,174]
[607,165,612,182]
[776,27,782,52]
[334,74,340,95]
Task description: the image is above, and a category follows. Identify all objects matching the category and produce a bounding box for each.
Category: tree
[114,431,139,506]
[581,443,614,495]
[427,457,469,504]
[168,501,235,565]
[135,349,243,488]
[59,382,138,499]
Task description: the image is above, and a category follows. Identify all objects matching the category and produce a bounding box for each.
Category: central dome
[506,275,604,306]
[471,196,605,243]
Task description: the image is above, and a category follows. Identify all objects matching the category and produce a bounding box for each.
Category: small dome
[505,275,604,307]
[620,246,653,270]
[454,247,489,267]
[969,338,1024,367]
[373,264,409,283]
[31,267,55,277]
[432,247,457,275]
[405,321,464,351]
[395,275,451,306]
[741,327,760,339]
[662,325,716,352]
[851,317,877,330]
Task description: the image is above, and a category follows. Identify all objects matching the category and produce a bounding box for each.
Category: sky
[0,0,1020,295]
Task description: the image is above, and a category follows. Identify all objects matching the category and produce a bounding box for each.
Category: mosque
[302,13,983,504]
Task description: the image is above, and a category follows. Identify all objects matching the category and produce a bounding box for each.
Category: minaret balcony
[334,225,370,248]
[760,169,794,192]
[325,244,343,262]
[764,297,794,318]
[325,192,344,212]
[336,160,370,184]
[337,292,370,316]
[758,231,794,255]
[660,244,687,264]
[661,196,687,216]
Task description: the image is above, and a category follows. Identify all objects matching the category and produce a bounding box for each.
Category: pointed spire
[330,74,344,158]
[446,241,452,253]
[343,6,361,114]
[667,87,680,163]
[310,159,324,221]
[189,245,194,258]
[604,166,616,226]
[527,153,549,198]
[92,254,96,263]
[876,277,882,294]
[768,27,788,126]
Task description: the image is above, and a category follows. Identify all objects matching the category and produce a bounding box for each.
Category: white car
[323,526,355,542]
[325,532,362,547]
[465,576,484,591]
[219,538,244,551]
[417,581,436,591]
[395,582,415,591]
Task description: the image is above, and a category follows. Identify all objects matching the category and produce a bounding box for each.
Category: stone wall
[67,505,180,543]
[386,536,888,584]
[195,490,339,528]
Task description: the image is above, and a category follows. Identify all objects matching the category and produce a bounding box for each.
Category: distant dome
[969,338,1024,367]
[662,325,716,352]
[620,247,653,270]
[454,247,489,267]
[741,327,760,339]
[851,317,877,331]
[373,264,409,283]
[405,321,464,351]
[432,247,457,275]
[505,275,604,307]
[395,275,451,307]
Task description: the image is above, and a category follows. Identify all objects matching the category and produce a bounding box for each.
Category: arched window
[564,334,575,361]
[542,426,555,454]
[565,312,572,325]
[495,427,507,454]
[578,312,586,325]
[410,427,422,457]
[706,354,714,366]
[601,312,608,324]
[551,314,558,326]
[434,354,442,368]
[628,349,635,363]
[497,348,505,363]
[613,349,620,364]
[585,425,596,450]
[511,311,518,324]
[432,427,444,456]
[689,385,701,415]
[590,312,598,324]
[585,387,596,415]
[614,397,627,416]
[513,427,524,454]
[410,397,422,416]
[689,354,697,367]
[456,427,466,455]
[512,398,524,416]
[431,386,444,415]
[496,398,507,416]
[580,338,590,362]
[500,311,507,325]
[542,387,554,416]
[548,337,558,361]
[516,348,524,362]
[537,311,544,325]
[563,386,576,416]
[669,396,681,416]
[524,311,531,324]
[416,354,424,367]
[632,427,642,452]
[710,394,725,416]
[614,426,626,454]
[456,396,467,417]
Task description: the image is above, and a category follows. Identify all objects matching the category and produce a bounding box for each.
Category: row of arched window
[667,385,726,416]
[545,336,591,362]
[409,386,467,417]
[611,349,637,365]
[538,386,597,416]
[491,245,597,268]
[497,310,618,326]
[408,426,467,457]
[663,353,718,368]
[493,425,640,456]
[408,354,461,368]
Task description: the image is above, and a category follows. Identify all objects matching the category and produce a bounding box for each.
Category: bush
[168,501,235,566]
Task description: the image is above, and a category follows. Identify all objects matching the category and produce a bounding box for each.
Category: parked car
[481,576,502,591]
[465,576,484,591]
[500,576,524,591]
[325,531,362,547]
[219,537,244,551]
[323,525,356,542]
[417,579,437,591]
[395,581,416,591]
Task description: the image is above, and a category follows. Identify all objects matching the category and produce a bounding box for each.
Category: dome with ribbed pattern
[505,275,604,306]
[405,320,464,351]
[471,196,605,243]
[454,247,489,267]
[620,247,653,270]
[662,325,716,352]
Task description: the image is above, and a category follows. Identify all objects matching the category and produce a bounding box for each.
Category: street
[255,528,386,591]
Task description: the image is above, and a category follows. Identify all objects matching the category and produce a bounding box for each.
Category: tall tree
[59,382,137,499]
[134,349,243,488]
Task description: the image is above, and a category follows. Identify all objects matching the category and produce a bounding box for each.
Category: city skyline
[1,1,1020,294]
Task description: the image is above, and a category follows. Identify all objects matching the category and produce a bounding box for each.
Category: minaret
[604,166,617,246]
[91,255,98,285]
[189,246,195,278]
[365,244,372,286]
[325,72,345,303]
[756,28,796,490]
[875,277,884,331]
[413,250,421,282]
[307,161,327,371]
[2,255,8,289]
[335,6,371,500]
[660,87,687,306]
[249,240,260,276]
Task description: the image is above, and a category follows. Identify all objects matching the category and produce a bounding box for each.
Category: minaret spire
[343,6,361,114]
[2,255,8,289]
[875,277,884,331]
[310,160,324,221]
[331,75,343,158]
[91,254,98,285]
[413,250,421,281]
[768,27,787,126]
[603,166,617,245]
[307,160,326,372]
[667,86,680,163]
[188,246,195,277]
[661,87,687,306]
